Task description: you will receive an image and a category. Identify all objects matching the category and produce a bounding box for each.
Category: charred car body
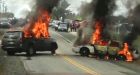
[72,40,121,58]
[1,30,58,55]
[72,40,138,61]
[93,40,121,59]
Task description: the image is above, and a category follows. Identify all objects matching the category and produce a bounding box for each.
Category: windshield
[59,23,67,27]
[4,31,22,36]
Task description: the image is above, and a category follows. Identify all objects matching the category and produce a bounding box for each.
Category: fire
[23,9,50,39]
[118,43,133,62]
[91,20,103,44]
[23,22,32,38]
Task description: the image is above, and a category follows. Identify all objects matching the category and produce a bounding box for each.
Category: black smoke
[27,0,60,20]
[36,0,59,13]
[94,0,114,20]
[124,5,140,46]
[92,0,116,39]
[74,0,116,46]
[24,0,60,37]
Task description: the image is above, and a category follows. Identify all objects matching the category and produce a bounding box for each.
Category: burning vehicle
[72,20,133,61]
[22,0,59,56]
[1,0,59,56]
[1,30,58,55]
[72,22,121,59]
[72,0,137,62]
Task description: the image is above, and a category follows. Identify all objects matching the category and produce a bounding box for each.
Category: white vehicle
[51,20,61,28]
[72,40,121,58]
[72,45,95,56]
[57,22,68,32]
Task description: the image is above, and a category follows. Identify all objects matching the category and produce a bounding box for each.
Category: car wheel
[51,42,58,51]
[80,47,90,57]
[7,51,15,55]
[51,50,56,55]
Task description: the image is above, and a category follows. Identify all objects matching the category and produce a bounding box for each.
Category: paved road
[20,29,139,75]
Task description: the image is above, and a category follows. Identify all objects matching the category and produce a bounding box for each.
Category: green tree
[52,0,70,21]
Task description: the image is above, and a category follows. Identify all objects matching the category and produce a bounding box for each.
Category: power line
[0,0,7,13]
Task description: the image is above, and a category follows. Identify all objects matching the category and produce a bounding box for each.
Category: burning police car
[72,40,120,58]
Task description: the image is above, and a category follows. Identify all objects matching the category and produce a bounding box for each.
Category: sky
[67,0,92,14]
[4,0,92,18]
[113,0,128,17]
[4,0,34,18]
[3,0,133,18]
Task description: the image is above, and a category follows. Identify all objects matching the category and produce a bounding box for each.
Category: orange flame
[118,43,133,62]
[23,23,32,38]
[91,21,102,44]
[23,9,50,39]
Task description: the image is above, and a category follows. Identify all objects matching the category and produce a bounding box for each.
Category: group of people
[69,20,80,32]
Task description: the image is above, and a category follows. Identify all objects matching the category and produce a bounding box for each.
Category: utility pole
[2,0,5,13]
[4,5,7,13]
[0,0,8,18]
[0,0,6,13]
[0,0,2,18]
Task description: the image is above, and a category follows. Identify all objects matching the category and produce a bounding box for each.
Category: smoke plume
[36,0,59,13]
[74,0,116,46]
[93,0,114,20]
[124,4,140,46]
[6,0,35,18]
[93,0,116,39]
[23,0,60,38]
[27,0,60,22]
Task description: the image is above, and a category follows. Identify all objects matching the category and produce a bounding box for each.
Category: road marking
[53,30,100,75]
[55,31,73,44]
[63,56,100,75]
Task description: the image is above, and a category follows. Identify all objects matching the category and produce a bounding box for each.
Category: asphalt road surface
[19,29,139,75]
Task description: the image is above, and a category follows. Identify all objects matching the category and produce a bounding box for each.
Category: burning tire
[80,47,90,56]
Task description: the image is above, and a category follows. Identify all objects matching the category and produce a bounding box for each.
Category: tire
[51,50,56,55]
[7,51,15,55]
[80,47,90,56]
[51,42,58,51]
